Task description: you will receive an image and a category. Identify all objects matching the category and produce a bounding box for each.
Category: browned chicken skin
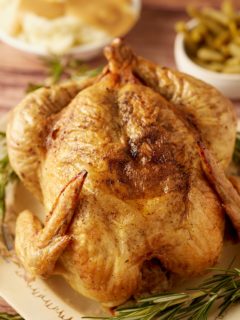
[7,39,238,307]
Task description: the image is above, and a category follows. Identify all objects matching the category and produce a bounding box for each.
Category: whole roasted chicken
[7,39,240,307]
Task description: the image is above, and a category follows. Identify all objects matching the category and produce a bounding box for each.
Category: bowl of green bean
[174,1,240,99]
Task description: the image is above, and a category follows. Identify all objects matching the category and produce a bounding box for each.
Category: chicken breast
[7,39,237,307]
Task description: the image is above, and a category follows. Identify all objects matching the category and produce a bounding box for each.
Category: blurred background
[0,1,239,111]
[144,0,240,9]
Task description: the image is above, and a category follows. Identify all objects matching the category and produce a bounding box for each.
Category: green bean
[205,34,217,50]
[219,45,230,56]
[197,47,225,62]
[204,33,223,51]
[234,37,240,46]
[187,6,225,35]
[202,7,229,26]
[193,58,224,72]
[184,36,199,56]
[175,21,188,33]
[223,65,240,73]
[213,31,229,48]
[225,56,240,66]
[229,21,238,37]
[205,62,224,72]
[220,45,229,57]
[235,14,240,23]
[190,24,207,43]
[187,5,201,19]
[192,58,208,69]
[221,0,235,17]
[199,17,225,35]
[229,42,240,58]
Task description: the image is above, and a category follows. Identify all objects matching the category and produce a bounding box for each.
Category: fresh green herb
[0,128,23,315]
[26,56,103,93]
[71,65,104,80]
[84,268,240,320]
[233,131,240,165]
[0,132,17,220]
[0,132,17,251]
[25,83,45,94]
[46,56,64,84]
[0,313,24,320]
[1,132,9,219]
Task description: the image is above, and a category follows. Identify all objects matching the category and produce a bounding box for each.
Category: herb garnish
[0,313,24,320]
[233,131,240,165]
[26,57,103,93]
[0,131,17,251]
[85,267,240,320]
[0,132,16,221]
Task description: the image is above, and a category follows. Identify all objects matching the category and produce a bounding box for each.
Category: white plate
[1,114,240,320]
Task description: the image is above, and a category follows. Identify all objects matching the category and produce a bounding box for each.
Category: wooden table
[1,4,240,317]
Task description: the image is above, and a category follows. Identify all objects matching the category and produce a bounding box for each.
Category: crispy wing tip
[198,141,240,236]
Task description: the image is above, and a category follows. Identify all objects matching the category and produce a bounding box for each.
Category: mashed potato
[19,14,109,54]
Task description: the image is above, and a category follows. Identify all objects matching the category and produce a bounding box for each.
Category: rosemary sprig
[25,83,45,94]
[46,56,64,84]
[0,313,24,320]
[85,268,240,320]
[26,57,103,93]
[0,132,15,220]
[0,132,17,250]
[233,131,240,165]
[0,133,16,218]
[0,134,22,319]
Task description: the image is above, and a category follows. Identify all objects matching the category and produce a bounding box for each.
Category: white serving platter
[1,114,240,320]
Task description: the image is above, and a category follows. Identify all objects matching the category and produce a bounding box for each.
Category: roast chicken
[7,39,240,307]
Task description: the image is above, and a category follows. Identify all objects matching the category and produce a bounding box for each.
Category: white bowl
[174,26,240,100]
[0,0,141,60]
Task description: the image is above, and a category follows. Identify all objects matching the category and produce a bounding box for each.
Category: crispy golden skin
[7,39,237,307]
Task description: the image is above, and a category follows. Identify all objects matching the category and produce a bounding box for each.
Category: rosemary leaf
[46,56,64,84]
[25,83,45,94]
[0,313,24,320]
[0,131,17,247]
[26,56,102,93]
[84,268,240,320]
[0,132,7,219]
[233,131,240,164]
